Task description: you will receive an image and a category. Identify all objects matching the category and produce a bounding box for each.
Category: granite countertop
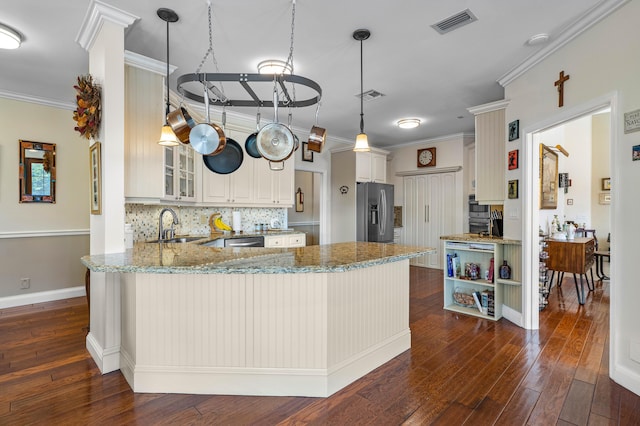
[81,242,434,274]
[440,233,521,245]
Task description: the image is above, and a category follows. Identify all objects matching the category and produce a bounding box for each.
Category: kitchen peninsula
[82,241,433,397]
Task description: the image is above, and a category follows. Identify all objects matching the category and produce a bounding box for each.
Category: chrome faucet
[158,207,179,241]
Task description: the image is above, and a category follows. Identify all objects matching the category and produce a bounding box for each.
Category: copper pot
[307,125,326,153]
[167,107,195,144]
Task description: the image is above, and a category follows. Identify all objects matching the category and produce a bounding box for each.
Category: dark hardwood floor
[1,266,638,425]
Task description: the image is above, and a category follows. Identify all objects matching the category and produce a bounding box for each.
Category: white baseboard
[0,286,86,309]
[86,332,121,374]
[502,304,523,327]
[119,330,411,397]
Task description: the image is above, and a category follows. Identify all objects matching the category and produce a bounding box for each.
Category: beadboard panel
[475,107,506,204]
[328,261,409,366]
[502,244,523,312]
[118,260,412,396]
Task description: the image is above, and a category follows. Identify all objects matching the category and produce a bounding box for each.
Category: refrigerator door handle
[380,189,387,237]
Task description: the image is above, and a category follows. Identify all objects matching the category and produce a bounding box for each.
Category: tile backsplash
[126,204,287,242]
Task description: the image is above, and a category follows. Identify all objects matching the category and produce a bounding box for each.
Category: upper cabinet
[356,150,388,183]
[468,100,510,205]
[124,64,198,203]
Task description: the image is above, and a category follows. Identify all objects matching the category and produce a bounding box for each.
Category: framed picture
[508,119,519,141]
[602,177,611,190]
[633,144,640,161]
[302,142,313,162]
[599,192,611,205]
[540,144,558,209]
[89,141,102,215]
[508,179,519,199]
[508,149,519,170]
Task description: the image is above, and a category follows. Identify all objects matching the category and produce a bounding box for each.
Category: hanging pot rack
[176,72,322,108]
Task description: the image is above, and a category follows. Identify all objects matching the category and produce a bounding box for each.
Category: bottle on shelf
[499,260,511,279]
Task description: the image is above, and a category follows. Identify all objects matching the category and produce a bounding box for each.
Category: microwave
[469,195,490,218]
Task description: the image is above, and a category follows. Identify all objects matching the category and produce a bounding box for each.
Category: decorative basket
[452,287,476,307]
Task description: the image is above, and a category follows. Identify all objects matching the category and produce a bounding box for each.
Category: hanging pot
[190,81,226,156]
[203,138,244,174]
[244,111,262,159]
[256,86,295,170]
[307,104,326,153]
[167,107,196,144]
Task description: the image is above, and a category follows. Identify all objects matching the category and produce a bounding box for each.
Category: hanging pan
[167,107,196,144]
[256,86,295,170]
[307,103,326,153]
[203,138,243,175]
[288,111,300,152]
[189,80,226,155]
[244,110,262,158]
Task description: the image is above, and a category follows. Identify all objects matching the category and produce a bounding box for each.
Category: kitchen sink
[146,236,205,244]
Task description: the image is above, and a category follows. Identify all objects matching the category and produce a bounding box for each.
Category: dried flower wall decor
[73,75,101,140]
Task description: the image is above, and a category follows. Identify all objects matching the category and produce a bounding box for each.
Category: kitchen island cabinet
[82,242,432,397]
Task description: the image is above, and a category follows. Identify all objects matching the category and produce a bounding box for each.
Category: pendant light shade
[157,8,179,147]
[352,29,371,152]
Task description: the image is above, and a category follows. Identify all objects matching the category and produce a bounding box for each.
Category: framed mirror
[19,140,56,203]
[540,143,558,209]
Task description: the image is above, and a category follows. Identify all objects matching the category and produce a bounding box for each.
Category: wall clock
[417,147,436,167]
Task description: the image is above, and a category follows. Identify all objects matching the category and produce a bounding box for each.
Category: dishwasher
[224,236,264,247]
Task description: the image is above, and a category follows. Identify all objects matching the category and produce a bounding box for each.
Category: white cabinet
[164,144,197,202]
[124,65,197,203]
[403,173,457,268]
[264,233,306,248]
[356,151,387,183]
[468,100,509,205]
[442,239,521,321]
[202,156,294,207]
[253,159,294,206]
[202,154,254,205]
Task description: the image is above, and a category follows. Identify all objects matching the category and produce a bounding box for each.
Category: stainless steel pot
[256,87,294,170]
[190,81,226,156]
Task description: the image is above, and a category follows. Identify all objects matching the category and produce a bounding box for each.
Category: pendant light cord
[359,37,365,134]
[165,18,171,121]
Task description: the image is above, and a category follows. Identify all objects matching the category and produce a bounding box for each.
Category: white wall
[503,0,639,394]
[0,98,89,299]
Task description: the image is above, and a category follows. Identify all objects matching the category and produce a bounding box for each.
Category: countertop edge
[440,234,521,245]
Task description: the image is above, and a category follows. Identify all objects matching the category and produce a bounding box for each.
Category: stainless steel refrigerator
[356,182,395,243]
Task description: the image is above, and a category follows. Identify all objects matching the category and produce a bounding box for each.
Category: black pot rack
[176,72,322,108]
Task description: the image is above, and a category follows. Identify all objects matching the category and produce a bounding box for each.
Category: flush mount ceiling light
[526,33,549,46]
[157,8,180,146]
[353,28,371,152]
[0,23,22,49]
[257,59,292,75]
[397,118,421,129]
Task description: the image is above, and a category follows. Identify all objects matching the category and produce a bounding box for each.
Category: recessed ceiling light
[526,33,549,46]
[257,59,292,75]
[0,23,22,49]
[397,118,421,129]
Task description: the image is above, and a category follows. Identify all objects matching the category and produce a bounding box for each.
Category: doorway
[523,94,615,330]
[288,170,322,245]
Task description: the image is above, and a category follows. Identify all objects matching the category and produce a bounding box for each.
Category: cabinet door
[202,165,231,203]
[474,107,505,204]
[175,145,196,201]
[229,157,254,204]
[273,160,294,205]
[253,160,275,204]
[355,152,371,182]
[371,153,386,183]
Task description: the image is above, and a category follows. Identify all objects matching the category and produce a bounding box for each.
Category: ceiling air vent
[432,9,477,35]
[356,89,385,102]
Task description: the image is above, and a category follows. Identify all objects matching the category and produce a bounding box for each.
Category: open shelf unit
[443,239,521,321]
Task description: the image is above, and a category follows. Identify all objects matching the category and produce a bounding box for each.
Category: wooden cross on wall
[554,70,570,107]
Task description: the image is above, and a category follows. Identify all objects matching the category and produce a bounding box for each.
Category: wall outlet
[20,278,30,289]
[200,214,208,224]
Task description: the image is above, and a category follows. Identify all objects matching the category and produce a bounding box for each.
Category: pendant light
[157,8,180,147]
[353,29,371,152]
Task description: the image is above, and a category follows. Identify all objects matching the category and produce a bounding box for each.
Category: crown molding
[125,51,177,76]
[0,90,75,110]
[467,99,510,115]
[498,0,629,87]
[76,0,138,51]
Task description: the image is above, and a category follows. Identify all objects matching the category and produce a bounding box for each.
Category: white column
[76,0,138,373]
